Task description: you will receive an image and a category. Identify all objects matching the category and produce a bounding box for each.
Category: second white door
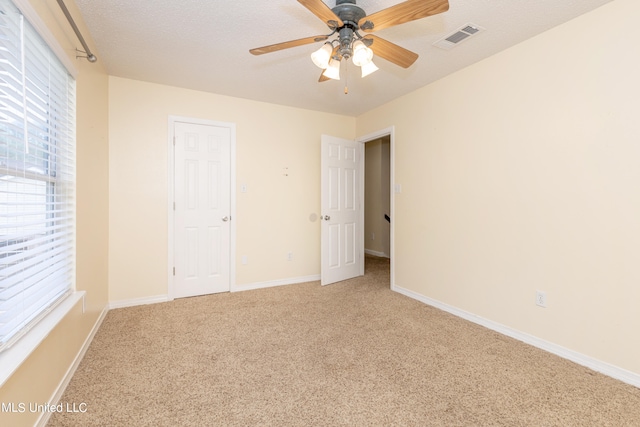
[321,134,362,285]
[174,121,231,298]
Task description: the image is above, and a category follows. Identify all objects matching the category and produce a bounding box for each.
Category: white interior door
[174,121,231,297]
[321,135,362,285]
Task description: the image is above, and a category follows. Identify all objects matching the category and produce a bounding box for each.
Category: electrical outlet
[241,255,248,265]
[287,252,293,261]
[535,290,547,308]
[371,232,375,241]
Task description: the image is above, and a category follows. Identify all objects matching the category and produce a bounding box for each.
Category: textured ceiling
[74,0,613,116]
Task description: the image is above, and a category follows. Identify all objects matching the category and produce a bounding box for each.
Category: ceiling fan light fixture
[323,58,341,80]
[311,43,333,69]
[360,60,379,78]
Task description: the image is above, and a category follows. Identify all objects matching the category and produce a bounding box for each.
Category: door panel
[174,121,231,297]
[321,135,362,285]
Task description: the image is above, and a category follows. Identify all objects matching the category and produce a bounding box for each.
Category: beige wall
[108,77,356,301]
[357,0,640,376]
[0,1,110,426]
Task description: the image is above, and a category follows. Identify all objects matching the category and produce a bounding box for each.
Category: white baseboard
[109,276,321,307]
[364,249,390,258]
[392,284,640,389]
[109,295,170,309]
[232,275,320,292]
[37,305,109,427]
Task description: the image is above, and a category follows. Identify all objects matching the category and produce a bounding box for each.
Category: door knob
[324,215,330,221]
[222,216,229,222]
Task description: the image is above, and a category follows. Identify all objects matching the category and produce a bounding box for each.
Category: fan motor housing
[332,1,366,26]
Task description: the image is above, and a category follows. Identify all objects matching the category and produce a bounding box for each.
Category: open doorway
[364,135,391,259]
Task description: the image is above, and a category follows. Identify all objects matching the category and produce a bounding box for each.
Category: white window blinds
[0,0,76,352]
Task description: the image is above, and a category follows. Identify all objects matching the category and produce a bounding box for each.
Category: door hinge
[173,136,176,146]
[173,267,175,276]
[173,202,176,210]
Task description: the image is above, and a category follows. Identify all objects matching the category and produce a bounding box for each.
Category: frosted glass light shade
[322,58,341,80]
[352,40,373,67]
[361,60,379,77]
[311,43,333,69]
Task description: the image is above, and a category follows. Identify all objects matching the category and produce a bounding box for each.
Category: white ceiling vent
[433,24,485,50]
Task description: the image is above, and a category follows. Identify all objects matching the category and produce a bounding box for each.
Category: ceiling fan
[250,0,450,82]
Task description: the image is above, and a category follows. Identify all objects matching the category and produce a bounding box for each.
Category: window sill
[0,291,85,387]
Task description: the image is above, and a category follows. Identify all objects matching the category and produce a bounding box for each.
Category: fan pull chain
[344,61,349,94]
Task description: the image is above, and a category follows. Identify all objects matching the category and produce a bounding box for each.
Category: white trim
[357,126,395,287]
[0,291,85,387]
[12,0,78,78]
[167,118,176,300]
[233,275,321,292]
[364,249,389,258]
[108,295,169,310]
[109,274,321,306]
[110,274,321,307]
[167,116,237,300]
[393,284,640,389]
[36,305,109,427]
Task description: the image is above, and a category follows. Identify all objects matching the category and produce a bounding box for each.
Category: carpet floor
[49,256,640,426]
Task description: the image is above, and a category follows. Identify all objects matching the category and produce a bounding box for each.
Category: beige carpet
[49,256,640,426]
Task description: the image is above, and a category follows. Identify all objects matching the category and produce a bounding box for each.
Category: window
[0,0,76,352]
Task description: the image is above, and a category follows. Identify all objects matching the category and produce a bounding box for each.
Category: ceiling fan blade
[298,0,344,29]
[319,71,331,82]
[358,0,449,33]
[249,35,329,55]
[364,35,418,68]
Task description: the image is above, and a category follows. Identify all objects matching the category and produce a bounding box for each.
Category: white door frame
[167,115,237,300]
[357,126,395,286]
